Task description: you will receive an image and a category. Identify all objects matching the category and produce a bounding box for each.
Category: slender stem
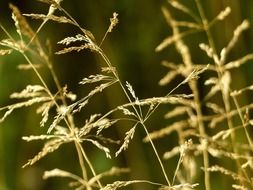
[77,142,103,189]
[233,96,253,149]
[0,22,14,40]
[22,54,52,96]
[22,52,89,183]
[27,19,47,47]
[98,49,171,186]
[144,77,189,122]
[162,4,211,188]
[99,30,109,47]
[74,141,88,181]
[192,83,211,190]
[194,0,216,55]
[141,121,171,186]
[195,0,251,187]
[27,4,170,186]
[231,97,253,187]
[24,12,92,180]
[98,51,143,121]
[172,152,184,185]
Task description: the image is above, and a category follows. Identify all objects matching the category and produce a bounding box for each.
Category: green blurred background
[0,0,253,190]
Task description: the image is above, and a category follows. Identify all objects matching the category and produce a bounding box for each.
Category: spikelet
[88,167,130,186]
[58,34,89,45]
[225,54,253,70]
[217,7,231,20]
[171,139,193,185]
[115,125,136,157]
[56,34,99,54]
[205,71,231,100]
[156,34,180,52]
[43,168,88,189]
[231,84,253,97]
[100,181,134,190]
[22,135,56,141]
[55,44,98,54]
[99,12,119,46]
[100,180,162,190]
[22,138,66,168]
[163,146,180,160]
[205,165,247,182]
[108,12,119,33]
[79,74,114,85]
[181,139,193,155]
[205,86,220,101]
[220,20,250,64]
[23,14,74,25]
[165,106,189,119]
[96,119,118,135]
[204,77,217,86]
[209,115,225,128]
[161,60,178,70]
[101,66,116,73]
[37,102,54,127]
[62,86,76,101]
[168,0,198,21]
[79,116,117,137]
[241,160,253,170]
[0,109,17,123]
[155,6,181,52]
[207,7,232,30]
[44,167,130,188]
[212,130,231,141]
[86,81,117,99]
[199,43,216,59]
[159,183,199,190]
[101,181,131,190]
[72,100,89,114]
[206,102,224,114]
[126,81,138,102]
[0,39,25,52]
[232,184,248,190]
[9,3,35,39]
[156,21,200,52]
[10,85,46,99]
[117,106,136,117]
[43,168,81,180]
[159,70,178,86]
[136,95,194,107]
[228,20,250,50]
[48,105,74,133]
[76,114,101,136]
[53,125,70,136]
[220,71,231,101]
[84,139,111,158]
[0,49,13,56]
[0,97,51,123]
[159,62,209,86]
[181,65,209,84]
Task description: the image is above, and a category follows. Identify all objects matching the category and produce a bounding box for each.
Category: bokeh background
[0,0,253,190]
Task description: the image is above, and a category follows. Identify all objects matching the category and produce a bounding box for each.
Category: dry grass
[0,0,253,190]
